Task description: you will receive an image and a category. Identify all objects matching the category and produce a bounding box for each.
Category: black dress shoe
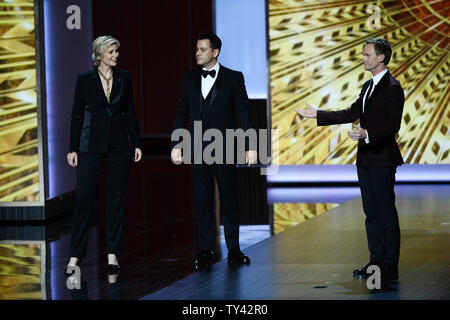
[381,265,398,280]
[227,248,250,267]
[64,265,72,277]
[370,276,399,293]
[193,250,214,270]
[353,262,380,277]
[108,264,120,275]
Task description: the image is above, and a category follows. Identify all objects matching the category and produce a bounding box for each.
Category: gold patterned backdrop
[269,0,450,165]
[0,0,39,202]
[0,243,45,300]
[273,202,339,234]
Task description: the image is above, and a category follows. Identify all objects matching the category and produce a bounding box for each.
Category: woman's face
[100,44,119,68]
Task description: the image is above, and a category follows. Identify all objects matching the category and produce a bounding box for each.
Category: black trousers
[192,163,240,252]
[70,150,132,259]
[357,166,401,268]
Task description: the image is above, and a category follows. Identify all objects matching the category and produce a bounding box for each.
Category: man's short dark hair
[198,33,222,55]
[365,38,392,65]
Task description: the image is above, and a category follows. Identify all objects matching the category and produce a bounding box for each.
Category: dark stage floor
[143,184,450,300]
[1,163,449,300]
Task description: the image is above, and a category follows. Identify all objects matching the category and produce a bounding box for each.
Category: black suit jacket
[171,65,254,158]
[69,68,140,154]
[317,71,404,167]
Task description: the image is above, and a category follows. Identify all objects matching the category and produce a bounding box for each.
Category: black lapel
[110,68,120,96]
[366,71,390,107]
[209,65,224,108]
[362,80,371,97]
[361,80,371,115]
[109,68,123,105]
[92,69,108,104]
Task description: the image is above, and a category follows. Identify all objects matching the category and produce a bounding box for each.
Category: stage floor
[142,184,450,300]
[0,184,449,300]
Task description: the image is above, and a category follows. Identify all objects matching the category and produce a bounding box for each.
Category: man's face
[362,44,384,72]
[196,39,218,68]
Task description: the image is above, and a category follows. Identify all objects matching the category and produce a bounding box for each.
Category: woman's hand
[67,152,78,167]
[134,148,142,162]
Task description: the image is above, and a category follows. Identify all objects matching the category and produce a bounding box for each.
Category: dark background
[92,0,213,137]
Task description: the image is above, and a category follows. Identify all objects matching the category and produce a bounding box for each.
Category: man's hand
[171,148,182,164]
[295,103,317,119]
[348,124,367,141]
[245,150,257,166]
[67,152,78,167]
[134,148,142,162]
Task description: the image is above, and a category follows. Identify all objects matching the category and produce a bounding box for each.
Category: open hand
[348,124,367,141]
[295,102,318,119]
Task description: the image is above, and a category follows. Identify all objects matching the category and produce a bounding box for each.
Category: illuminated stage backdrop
[269,0,449,165]
[0,242,46,299]
[0,0,40,202]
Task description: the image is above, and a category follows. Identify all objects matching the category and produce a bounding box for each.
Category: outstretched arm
[295,103,317,119]
[295,83,366,126]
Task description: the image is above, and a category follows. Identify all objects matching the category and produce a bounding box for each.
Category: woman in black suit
[66,35,142,275]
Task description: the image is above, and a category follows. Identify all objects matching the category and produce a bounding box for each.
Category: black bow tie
[201,69,216,78]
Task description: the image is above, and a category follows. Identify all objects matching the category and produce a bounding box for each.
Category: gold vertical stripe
[0,0,39,202]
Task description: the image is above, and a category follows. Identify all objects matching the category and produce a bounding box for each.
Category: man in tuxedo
[171,33,257,270]
[296,38,404,282]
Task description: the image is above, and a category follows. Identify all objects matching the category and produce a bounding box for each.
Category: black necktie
[364,79,373,111]
[201,69,216,78]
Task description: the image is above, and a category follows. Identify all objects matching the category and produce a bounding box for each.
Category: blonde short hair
[92,35,120,66]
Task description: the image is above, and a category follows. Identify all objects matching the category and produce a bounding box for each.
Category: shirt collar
[372,68,388,86]
[203,61,220,73]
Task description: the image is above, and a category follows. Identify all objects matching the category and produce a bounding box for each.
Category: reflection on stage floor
[1,171,449,300]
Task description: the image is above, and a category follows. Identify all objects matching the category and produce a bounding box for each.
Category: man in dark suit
[296,38,404,282]
[171,33,257,270]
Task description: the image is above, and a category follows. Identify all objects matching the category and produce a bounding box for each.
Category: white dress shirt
[201,61,220,99]
[362,68,388,143]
